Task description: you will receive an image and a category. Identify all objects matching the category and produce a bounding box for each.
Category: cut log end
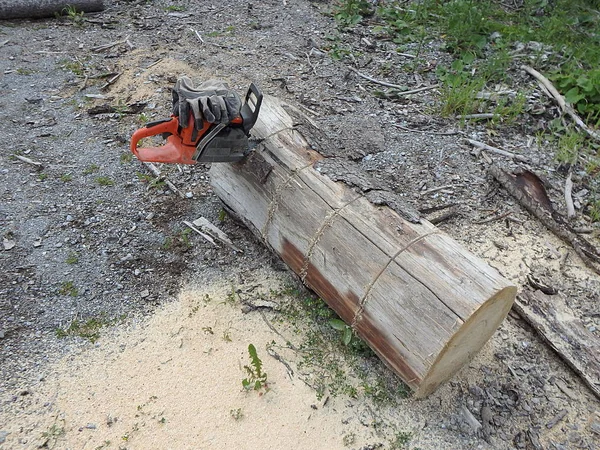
[416,285,517,398]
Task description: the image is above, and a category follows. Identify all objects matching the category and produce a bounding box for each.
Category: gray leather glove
[172,76,242,129]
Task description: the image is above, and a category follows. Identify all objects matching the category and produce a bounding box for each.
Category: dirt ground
[1,1,599,449]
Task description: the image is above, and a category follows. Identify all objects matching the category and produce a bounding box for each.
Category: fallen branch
[521,65,600,142]
[192,216,242,253]
[14,154,43,169]
[489,164,600,274]
[466,139,529,163]
[91,36,130,53]
[183,220,216,246]
[143,162,184,198]
[565,171,575,219]
[513,290,600,400]
[349,67,439,94]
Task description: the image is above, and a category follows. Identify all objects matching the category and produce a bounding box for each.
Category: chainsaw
[130,83,263,165]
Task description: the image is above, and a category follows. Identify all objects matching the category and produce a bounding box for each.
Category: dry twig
[143,162,184,198]
[564,170,575,219]
[349,67,439,94]
[521,65,600,142]
[466,138,529,163]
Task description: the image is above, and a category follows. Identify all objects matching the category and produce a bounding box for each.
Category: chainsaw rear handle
[241,83,263,134]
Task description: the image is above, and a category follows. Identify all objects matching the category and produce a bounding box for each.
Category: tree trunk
[210,96,517,397]
[0,0,104,19]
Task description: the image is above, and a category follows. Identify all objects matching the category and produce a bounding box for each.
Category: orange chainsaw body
[130,83,262,165]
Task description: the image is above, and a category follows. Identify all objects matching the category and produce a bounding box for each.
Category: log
[210,96,517,397]
[0,0,104,20]
[513,290,600,399]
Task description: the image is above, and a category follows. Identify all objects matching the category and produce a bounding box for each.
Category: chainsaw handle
[130,116,198,165]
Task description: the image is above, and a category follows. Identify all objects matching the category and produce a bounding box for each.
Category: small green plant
[165,5,186,12]
[230,408,243,420]
[59,58,85,76]
[96,176,114,186]
[390,431,412,449]
[120,152,133,163]
[83,164,99,174]
[556,128,586,165]
[65,251,79,264]
[40,423,65,448]
[56,315,122,342]
[329,318,353,346]
[242,344,269,392]
[138,112,149,124]
[16,68,33,75]
[58,281,78,296]
[38,173,48,181]
[342,433,356,446]
[60,173,73,182]
[218,208,227,222]
[332,0,373,29]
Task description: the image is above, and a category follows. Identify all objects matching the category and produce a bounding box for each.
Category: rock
[0,330,5,339]
[140,289,150,298]
[0,430,9,444]
[3,238,15,250]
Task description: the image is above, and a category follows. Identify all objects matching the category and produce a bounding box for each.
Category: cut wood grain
[513,290,600,400]
[210,95,517,397]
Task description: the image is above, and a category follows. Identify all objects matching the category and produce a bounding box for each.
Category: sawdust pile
[2,275,360,449]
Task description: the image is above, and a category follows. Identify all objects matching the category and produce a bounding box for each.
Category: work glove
[172,76,242,129]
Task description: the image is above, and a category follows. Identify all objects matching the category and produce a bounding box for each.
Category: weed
[218,208,227,222]
[120,152,133,163]
[329,318,353,346]
[58,281,78,296]
[60,173,73,182]
[62,5,85,26]
[556,128,586,165]
[342,433,356,446]
[226,284,238,304]
[83,164,99,174]
[65,251,79,265]
[96,176,114,186]
[40,423,65,448]
[242,344,269,392]
[59,58,86,76]
[16,68,33,75]
[56,315,123,343]
[390,431,412,449]
[163,228,193,251]
[230,408,243,420]
[202,326,214,335]
[164,5,186,12]
[587,198,600,222]
[38,173,48,181]
[222,327,233,342]
[332,0,374,29]
[138,112,149,124]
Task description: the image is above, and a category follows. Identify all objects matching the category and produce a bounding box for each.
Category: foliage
[242,344,269,392]
[58,281,78,296]
[95,176,114,186]
[332,0,374,29]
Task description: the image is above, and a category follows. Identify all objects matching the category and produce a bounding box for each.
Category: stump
[210,96,517,397]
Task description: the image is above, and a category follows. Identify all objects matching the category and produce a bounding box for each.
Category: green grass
[56,314,125,342]
[333,0,600,222]
[58,281,78,296]
[83,164,99,175]
[65,251,79,264]
[60,173,72,182]
[96,176,114,186]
